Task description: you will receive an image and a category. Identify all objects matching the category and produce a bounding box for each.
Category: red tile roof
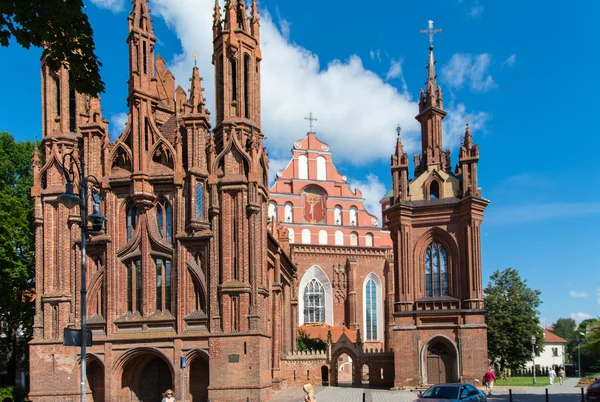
[545,328,567,343]
[299,323,357,343]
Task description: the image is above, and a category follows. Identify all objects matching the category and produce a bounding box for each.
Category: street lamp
[531,335,537,385]
[578,332,585,378]
[57,150,106,402]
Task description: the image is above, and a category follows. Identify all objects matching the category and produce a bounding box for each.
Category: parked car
[587,379,600,401]
[417,383,487,402]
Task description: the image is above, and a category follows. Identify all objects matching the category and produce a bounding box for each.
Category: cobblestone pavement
[270,378,586,402]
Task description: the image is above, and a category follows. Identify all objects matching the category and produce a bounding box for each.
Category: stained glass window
[425,242,448,297]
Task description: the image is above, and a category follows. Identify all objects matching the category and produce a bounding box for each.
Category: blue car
[417,383,488,402]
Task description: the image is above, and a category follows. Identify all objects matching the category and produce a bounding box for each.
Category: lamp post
[578,332,585,378]
[57,151,106,402]
[531,335,537,385]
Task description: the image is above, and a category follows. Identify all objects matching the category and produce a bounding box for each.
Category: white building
[530,328,567,369]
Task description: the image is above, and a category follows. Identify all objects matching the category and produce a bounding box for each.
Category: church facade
[28,1,489,400]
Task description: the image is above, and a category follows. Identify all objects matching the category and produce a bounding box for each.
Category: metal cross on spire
[420,20,442,48]
[304,112,318,132]
[192,51,200,67]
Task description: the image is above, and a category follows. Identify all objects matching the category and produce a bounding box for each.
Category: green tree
[0,132,36,387]
[0,0,104,96]
[552,318,577,363]
[484,268,544,372]
[296,329,326,352]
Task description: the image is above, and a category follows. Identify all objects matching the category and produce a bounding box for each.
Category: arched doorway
[321,365,329,386]
[120,352,173,402]
[189,353,209,402]
[87,358,105,402]
[426,339,456,384]
[331,351,358,387]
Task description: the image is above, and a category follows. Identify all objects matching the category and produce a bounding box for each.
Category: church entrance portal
[426,340,455,384]
[120,352,173,402]
[189,354,209,402]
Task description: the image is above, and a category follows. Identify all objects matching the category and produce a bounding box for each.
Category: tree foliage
[0,132,36,386]
[296,329,326,352]
[484,268,544,372]
[552,318,578,363]
[0,0,104,96]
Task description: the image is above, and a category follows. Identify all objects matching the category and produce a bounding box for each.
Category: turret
[457,124,481,197]
[391,125,409,202]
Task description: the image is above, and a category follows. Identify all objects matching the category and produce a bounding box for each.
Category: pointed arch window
[126,203,139,241]
[53,75,61,117]
[156,200,173,243]
[195,183,204,219]
[365,279,378,340]
[231,58,237,102]
[155,259,172,312]
[69,88,77,132]
[244,54,250,118]
[425,242,448,297]
[126,259,142,313]
[303,278,325,324]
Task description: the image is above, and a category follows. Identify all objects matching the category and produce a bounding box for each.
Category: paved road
[271,377,587,402]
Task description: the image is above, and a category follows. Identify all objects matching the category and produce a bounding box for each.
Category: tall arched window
[425,242,448,297]
[155,259,172,312]
[302,229,311,244]
[287,228,295,243]
[334,205,342,225]
[126,259,142,313]
[350,232,358,246]
[284,202,293,222]
[126,203,139,241]
[365,279,377,340]
[365,233,374,247]
[268,201,277,222]
[316,156,326,180]
[318,230,328,245]
[334,230,343,246]
[230,58,237,102]
[195,183,204,219]
[298,154,308,180]
[156,201,173,243]
[363,273,382,341]
[303,278,325,323]
[69,88,77,132]
[349,206,358,226]
[53,75,61,117]
[243,54,250,118]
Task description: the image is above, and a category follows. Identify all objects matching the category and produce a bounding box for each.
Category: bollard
[362,392,365,402]
[509,389,513,402]
[582,387,585,402]
[545,388,549,402]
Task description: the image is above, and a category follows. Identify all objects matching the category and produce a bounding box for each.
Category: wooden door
[427,343,451,384]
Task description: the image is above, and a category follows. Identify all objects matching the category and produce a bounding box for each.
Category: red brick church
[28,0,489,400]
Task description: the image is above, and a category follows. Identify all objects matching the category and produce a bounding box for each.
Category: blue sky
[1,0,598,326]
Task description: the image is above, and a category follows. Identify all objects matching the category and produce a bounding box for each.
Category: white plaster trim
[298,265,333,326]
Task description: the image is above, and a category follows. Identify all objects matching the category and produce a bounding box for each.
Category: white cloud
[89,0,125,13]
[386,59,408,94]
[146,1,489,214]
[503,54,517,68]
[110,112,128,140]
[348,174,387,224]
[268,158,291,186]
[442,53,497,92]
[571,312,592,324]
[443,103,489,149]
[569,290,589,298]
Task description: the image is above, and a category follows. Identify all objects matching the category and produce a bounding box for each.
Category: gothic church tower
[384,41,489,387]
[209,1,273,400]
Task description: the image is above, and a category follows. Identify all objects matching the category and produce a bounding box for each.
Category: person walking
[161,389,176,402]
[549,368,556,385]
[558,366,565,385]
[483,368,496,395]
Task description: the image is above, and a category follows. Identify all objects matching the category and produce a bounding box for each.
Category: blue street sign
[180,356,187,369]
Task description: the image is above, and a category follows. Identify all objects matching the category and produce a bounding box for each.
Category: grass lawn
[495,376,553,387]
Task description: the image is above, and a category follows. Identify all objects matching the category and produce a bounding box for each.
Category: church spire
[128,0,154,35]
[188,66,209,115]
[213,0,222,39]
[391,125,409,201]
